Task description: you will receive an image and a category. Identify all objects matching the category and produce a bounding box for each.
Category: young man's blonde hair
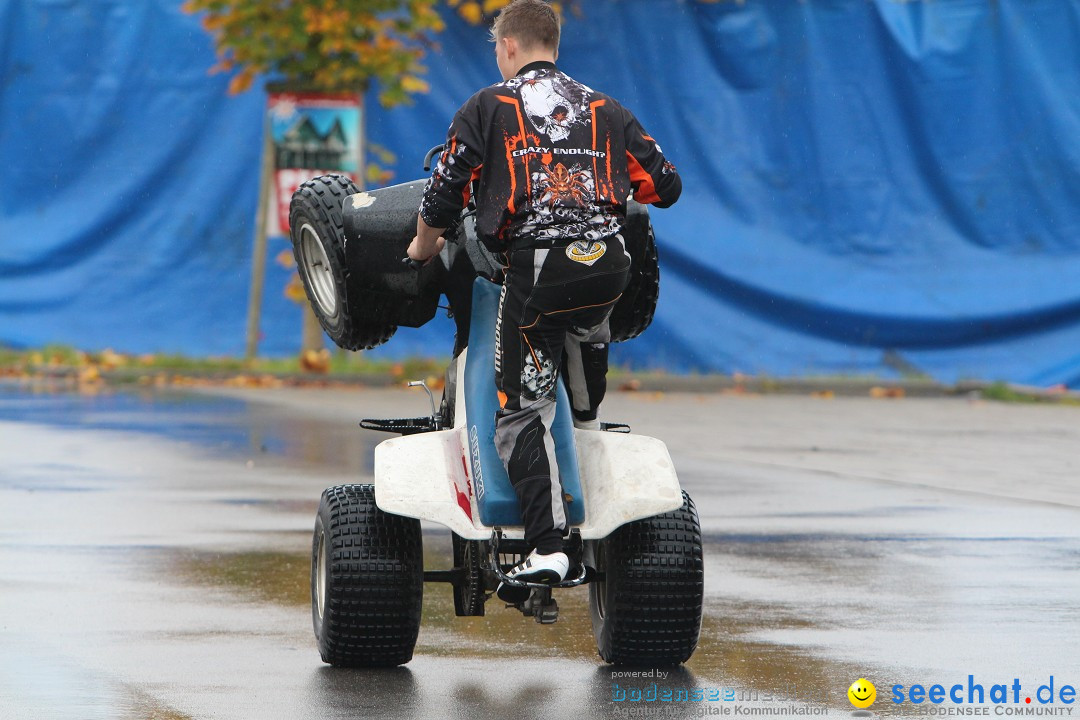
[491,0,560,52]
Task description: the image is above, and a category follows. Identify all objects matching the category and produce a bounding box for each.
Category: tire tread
[591,491,704,665]
[312,484,423,667]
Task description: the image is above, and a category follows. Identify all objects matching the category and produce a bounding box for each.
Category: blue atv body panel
[464,278,585,527]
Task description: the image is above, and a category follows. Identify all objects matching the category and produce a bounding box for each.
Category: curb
[4,366,1078,403]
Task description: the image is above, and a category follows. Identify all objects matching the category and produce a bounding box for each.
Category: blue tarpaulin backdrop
[3,0,1080,387]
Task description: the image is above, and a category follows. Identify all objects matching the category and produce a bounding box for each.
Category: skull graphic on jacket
[520,76,589,142]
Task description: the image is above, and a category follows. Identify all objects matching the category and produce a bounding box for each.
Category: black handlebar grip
[423,144,446,173]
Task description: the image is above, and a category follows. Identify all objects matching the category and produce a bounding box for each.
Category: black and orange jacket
[419,61,681,251]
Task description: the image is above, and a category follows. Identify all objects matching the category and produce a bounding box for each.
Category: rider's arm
[623,107,682,209]
[415,95,486,240]
[408,214,447,261]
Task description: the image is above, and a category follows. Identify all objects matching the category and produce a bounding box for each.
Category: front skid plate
[373,428,683,540]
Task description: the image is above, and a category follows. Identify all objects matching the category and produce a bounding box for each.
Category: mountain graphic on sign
[275,116,349,171]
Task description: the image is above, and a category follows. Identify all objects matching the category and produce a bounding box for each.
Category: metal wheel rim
[316,531,328,620]
[298,223,338,317]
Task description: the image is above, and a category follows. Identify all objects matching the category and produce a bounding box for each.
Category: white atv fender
[373,348,684,540]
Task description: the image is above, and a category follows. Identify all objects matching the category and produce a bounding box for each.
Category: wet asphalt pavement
[2,382,1079,720]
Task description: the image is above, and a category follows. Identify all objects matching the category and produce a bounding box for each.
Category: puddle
[166,547,313,607]
[0,386,378,474]
[214,498,320,514]
[155,533,906,715]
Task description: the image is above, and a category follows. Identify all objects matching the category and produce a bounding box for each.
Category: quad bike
[289,150,704,668]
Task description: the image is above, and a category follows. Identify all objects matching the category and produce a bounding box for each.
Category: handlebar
[423,144,446,173]
[416,143,442,172]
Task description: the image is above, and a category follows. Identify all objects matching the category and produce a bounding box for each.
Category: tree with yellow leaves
[182,0,558,359]
[184,0,445,103]
[182,0,543,101]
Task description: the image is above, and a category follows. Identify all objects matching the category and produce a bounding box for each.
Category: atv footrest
[360,417,438,435]
[521,588,560,624]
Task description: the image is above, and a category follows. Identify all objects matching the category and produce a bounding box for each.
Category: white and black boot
[496,550,570,603]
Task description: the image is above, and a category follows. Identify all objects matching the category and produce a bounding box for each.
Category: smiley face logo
[848,678,876,709]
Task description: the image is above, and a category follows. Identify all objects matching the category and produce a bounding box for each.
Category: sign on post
[245,92,363,359]
[269,92,363,234]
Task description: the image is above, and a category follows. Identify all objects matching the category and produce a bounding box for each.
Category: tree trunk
[302,307,325,352]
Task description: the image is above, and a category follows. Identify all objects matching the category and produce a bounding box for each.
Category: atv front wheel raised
[311,484,423,667]
[289,175,397,350]
[589,490,704,665]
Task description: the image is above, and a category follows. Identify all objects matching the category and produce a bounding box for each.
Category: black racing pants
[494,238,631,554]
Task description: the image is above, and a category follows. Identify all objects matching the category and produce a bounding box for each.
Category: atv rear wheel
[311,484,423,667]
[589,491,704,665]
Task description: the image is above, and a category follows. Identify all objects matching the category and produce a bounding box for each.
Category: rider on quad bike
[406,0,682,600]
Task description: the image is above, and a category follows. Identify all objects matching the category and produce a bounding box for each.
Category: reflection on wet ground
[167,545,314,608]
[156,532,875,714]
[0,385,379,475]
[159,537,857,717]
[146,515,1080,718]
